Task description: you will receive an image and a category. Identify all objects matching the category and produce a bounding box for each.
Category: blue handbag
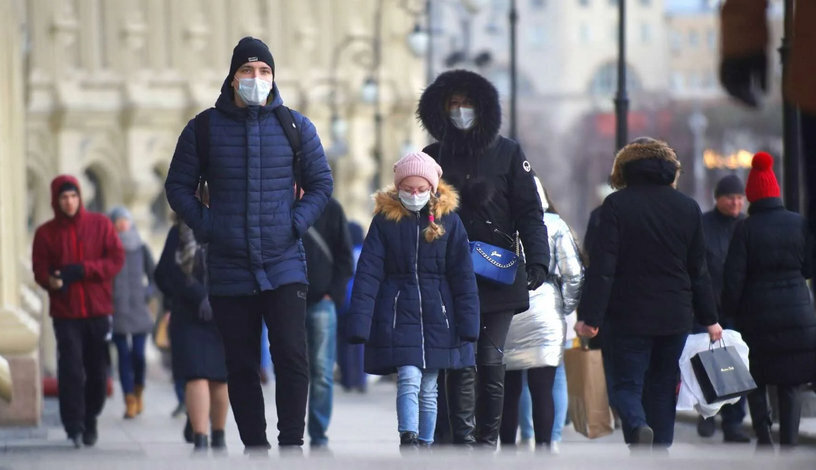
[469,241,519,285]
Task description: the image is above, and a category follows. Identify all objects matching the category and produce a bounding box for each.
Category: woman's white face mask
[398,190,431,212]
[236,77,273,106]
[450,106,476,130]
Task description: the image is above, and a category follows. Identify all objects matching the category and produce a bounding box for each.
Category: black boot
[211,429,226,449]
[183,416,194,443]
[82,418,98,446]
[448,367,477,445]
[193,432,208,451]
[399,431,418,454]
[475,364,506,448]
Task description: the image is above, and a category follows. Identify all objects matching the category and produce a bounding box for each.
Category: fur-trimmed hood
[373,180,459,222]
[610,138,681,189]
[417,70,501,154]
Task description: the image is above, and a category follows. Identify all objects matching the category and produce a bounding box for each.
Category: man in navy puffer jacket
[165,37,333,451]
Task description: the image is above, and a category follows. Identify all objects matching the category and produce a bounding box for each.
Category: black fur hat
[417,69,502,154]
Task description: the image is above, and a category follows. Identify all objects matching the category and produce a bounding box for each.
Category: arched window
[150,165,170,232]
[589,61,642,96]
[84,168,105,213]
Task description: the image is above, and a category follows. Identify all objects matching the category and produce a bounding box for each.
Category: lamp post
[508,0,518,140]
[614,0,629,152]
[688,108,709,206]
[780,0,800,212]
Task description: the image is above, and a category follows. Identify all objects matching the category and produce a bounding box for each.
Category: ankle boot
[399,432,418,454]
[124,393,138,419]
[211,429,226,449]
[183,416,194,443]
[475,364,506,447]
[447,367,477,445]
[133,385,144,415]
[193,433,208,450]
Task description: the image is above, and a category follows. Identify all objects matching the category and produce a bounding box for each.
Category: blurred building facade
[2,0,425,426]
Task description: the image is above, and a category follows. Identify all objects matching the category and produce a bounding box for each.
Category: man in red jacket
[32,175,125,448]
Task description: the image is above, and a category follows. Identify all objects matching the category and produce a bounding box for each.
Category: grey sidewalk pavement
[1,353,816,469]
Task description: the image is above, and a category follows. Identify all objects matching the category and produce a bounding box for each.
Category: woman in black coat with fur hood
[418,69,550,447]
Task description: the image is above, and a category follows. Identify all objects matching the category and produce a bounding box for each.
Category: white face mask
[450,106,476,130]
[236,77,273,106]
[398,190,431,212]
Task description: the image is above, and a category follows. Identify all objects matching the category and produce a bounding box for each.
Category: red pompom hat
[745,152,781,203]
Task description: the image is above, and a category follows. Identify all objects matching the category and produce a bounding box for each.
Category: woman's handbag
[690,339,757,404]
[469,240,519,285]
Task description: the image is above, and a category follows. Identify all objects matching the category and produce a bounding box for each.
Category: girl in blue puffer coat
[347,151,479,449]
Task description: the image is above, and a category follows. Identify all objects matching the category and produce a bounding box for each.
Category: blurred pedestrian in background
[722,152,816,448]
[501,179,584,453]
[156,201,229,452]
[109,206,156,420]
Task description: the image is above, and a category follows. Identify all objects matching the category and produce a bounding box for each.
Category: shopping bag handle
[708,338,726,350]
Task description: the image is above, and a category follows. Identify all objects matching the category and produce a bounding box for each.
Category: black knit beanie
[228,37,275,80]
[58,181,79,196]
[714,174,744,198]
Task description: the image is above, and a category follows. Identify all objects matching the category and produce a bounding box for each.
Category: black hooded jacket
[577,141,718,335]
[418,70,550,315]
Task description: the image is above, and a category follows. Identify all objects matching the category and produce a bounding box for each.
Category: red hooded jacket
[32,175,125,319]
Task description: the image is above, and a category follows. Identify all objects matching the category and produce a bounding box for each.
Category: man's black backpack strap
[193,107,214,183]
[193,106,303,199]
[274,105,304,199]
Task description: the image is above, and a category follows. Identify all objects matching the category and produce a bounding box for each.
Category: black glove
[719,52,767,108]
[197,298,213,322]
[526,263,548,291]
[59,263,85,287]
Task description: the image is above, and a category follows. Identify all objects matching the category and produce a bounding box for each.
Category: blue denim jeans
[397,366,439,443]
[306,298,337,445]
[112,333,146,394]
[551,357,568,442]
[260,322,272,377]
[606,331,687,446]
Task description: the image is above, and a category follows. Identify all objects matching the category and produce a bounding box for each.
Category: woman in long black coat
[417,69,550,447]
[722,152,816,447]
[155,215,228,450]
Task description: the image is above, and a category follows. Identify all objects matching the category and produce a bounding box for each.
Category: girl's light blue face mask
[398,190,431,212]
[236,77,272,106]
[450,106,476,130]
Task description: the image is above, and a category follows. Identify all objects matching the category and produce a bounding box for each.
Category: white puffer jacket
[504,211,584,370]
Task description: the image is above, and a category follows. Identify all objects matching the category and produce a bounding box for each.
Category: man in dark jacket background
[576,138,722,450]
[417,69,550,447]
[695,175,750,442]
[165,37,333,450]
[302,197,353,447]
[32,175,125,448]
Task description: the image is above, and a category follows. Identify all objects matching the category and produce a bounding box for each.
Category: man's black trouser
[211,284,309,447]
[53,316,111,437]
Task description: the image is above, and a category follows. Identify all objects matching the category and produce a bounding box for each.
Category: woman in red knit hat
[722,152,816,448]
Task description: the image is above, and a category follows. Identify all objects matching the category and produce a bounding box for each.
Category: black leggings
[500,367,557,445]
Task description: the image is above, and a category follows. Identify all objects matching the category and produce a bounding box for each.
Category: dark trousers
[53,316,111,437]
[500,366,557,445]
[211,283,308,447]
[605,331,687,446]
[748,383,802,446]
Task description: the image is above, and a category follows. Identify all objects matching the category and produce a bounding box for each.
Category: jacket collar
[748,197,784,215]
[373,180,458,222]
